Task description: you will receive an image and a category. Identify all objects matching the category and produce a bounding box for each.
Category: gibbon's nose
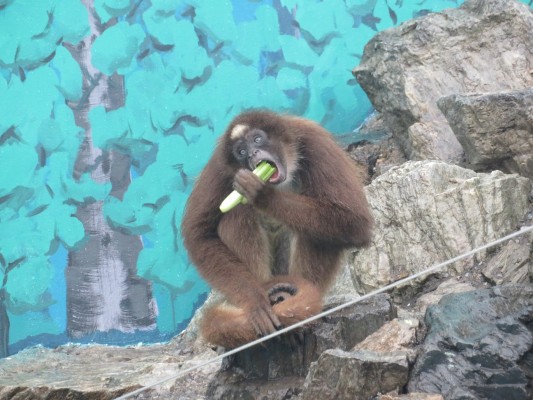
[247,150,260,170]
[247,149,260,162]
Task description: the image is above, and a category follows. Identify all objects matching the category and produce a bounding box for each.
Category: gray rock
[345,112,407,179]
[314,293,396,355]
[482,235,532,285]
[206,375,304,400]
[0,386,135,400]
[347,161,530,295]
[301,349,409,400]
[353,318,418,354]
[216,329,317,381]
[353,0,533,162]
[0,341,220,400]
[408,284,533,400]
[325,264,361,304]
[378,394,444,400]
[438,88,533,178]
[415,278,476,317]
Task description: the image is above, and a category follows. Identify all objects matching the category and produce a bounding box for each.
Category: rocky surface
[345,112,406,180]
[0,339,220,400]
[301,349,409,400]
[353,0,533,163]
[481,234,532,285]
[378,394,443,400]
[345,160,530,295]
[353,318,418,355]
[438,88,533,177]
[414,278,476,317]
[409,284,533,400]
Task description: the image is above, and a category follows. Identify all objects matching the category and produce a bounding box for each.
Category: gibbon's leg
[289,236,344,294]
[217,207,272,282]
[267,275,323,327]
[200,303,256,349]
[200,276,323,348]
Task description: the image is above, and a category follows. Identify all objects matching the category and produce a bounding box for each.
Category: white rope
[115,224,533,399]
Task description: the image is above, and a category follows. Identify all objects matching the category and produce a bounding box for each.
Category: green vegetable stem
[219,161,276,213]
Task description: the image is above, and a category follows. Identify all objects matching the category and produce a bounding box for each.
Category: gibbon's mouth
[257,160,284,184]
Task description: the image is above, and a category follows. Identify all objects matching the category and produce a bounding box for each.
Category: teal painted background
[1,0,518,357]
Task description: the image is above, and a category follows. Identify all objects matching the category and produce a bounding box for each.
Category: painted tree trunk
[0,289,9,357]
[65,1,156,339]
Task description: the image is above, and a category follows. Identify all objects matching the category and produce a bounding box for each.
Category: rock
[378,394,443,400]
[337,112,391,148]
[0,341,220,400]
[348,161,530,295]
[482,235,532,285]
[325,264,361,305]
[345,113,406,180]
[408,284,533,400]
[0,386,135,400]
[353,0,533,163]
[216,328,317,381]
[314,293,396,355]
[206,375,305,400]
[347,136,407,181]
[353,318,418,355]
[301,349,409,400]
[355,112,391,140]
[438,88,533,178]
[415,278,476,316]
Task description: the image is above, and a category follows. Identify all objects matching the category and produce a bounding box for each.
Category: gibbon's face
[229,124,289,185]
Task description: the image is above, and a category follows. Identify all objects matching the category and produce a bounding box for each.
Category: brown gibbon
[181,110,373,348]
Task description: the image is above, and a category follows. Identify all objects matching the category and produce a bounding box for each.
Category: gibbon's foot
[267,283,298,306]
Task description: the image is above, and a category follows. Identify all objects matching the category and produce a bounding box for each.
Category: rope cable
[115,224,533,399]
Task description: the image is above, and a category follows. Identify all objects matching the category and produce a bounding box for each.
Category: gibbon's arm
[181,156,281,336]
[231,117,373,247]
[259,187,372,247]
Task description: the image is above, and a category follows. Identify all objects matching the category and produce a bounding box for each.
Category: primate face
[230,125,287,184]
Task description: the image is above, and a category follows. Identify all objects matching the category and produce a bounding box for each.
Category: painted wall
[0,0,488,357]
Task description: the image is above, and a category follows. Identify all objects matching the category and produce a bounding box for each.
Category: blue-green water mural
[2,0,519,357]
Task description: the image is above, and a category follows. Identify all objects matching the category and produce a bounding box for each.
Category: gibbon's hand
[233,169,268,205]
[246,293,282,337]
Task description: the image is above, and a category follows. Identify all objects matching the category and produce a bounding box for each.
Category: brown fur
[201,276,323,348]
[182,110,373,348]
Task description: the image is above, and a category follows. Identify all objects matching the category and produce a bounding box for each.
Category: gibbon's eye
[253,135,262,144]
[238,148,246,157]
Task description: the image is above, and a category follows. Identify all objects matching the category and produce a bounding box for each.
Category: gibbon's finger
[250,318,269,338]
[250,306,281,337]
[233,169,264,202]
